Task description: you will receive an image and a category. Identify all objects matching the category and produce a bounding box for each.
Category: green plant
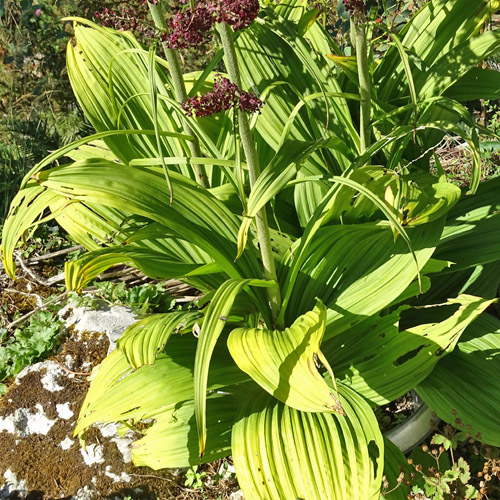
[2,0,500,499]
[0,309,65,394]
[67,281,176,314]
[185,466,208,490]
[405,427,500,500]
[213,460,236,486]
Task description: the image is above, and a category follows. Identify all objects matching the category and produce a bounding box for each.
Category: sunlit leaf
[232,384,384,500]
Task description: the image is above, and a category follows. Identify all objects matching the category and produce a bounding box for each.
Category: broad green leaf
[284,222,442,336]
[34,160,269,307]
[445,67,500,101]
[236,12,357,174]
[51,200,130,251]
[417,312,500,446]
[375,0,500,102]
[20,129,192,189]
[132,388,247,469]
[434,177,500,270]
[322,295,494,405]
[193,278,276,457]
[75,333,248,436]
[117,311,203,368]
[381,438,411,500]
[64,246,216,292]
[418,30,500,99]
[228,301,343,413]
[232,384,384,500]
[0,183,63,278]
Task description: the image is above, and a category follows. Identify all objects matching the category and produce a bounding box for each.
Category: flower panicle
[166,0,260,49]
[343,0,366,15]
[182,75,263,117]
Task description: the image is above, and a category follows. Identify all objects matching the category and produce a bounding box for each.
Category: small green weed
[213,460,236,486]
[184,466,208,490]
[0,309,65,394]
[407,426,500,499]
[68,281,176,314]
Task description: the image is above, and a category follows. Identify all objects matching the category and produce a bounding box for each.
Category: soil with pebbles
[0,329,187,500]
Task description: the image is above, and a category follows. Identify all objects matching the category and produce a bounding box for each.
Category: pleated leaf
[375,0,500,102]
[321,294,494,405]
[417,30,500,99]
[445,67,500,101]
[284,221,442,336]
[417,312,500,446]
[75,334,248,441]
[1,183,64,278]
[194,278,276,457]
[64,245,220,292]
[228,301,343,413]
[35,160,267,298]
[132,389,246,469]
[232,384,384,500]
[434,176,500,270]
[117,311,203,368]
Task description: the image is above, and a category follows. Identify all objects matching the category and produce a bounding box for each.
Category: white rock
[80,444,105,466]
[99,423,133,463]
[0,404,55,438]
[56,402,74,420]
[40,362,66,391]
[59,304,137,354]
[229,491,244,500]
[70,484,98,500]
[104,466,131,483]
[0,469,27,499]
[15,361,68,391]
[60,437,74,450]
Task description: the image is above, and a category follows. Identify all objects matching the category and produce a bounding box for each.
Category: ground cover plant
[2,0,500,498]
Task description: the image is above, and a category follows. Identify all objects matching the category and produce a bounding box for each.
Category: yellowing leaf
[232,384,384,500]
[228,301,343,413]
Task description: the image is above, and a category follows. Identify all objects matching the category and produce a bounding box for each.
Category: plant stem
[216,22,282,327]
[354,20,371,154]
[147,1,209,188]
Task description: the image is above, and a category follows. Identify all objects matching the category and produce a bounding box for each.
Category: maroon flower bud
[343,0,366,15]
[166,5,215,49]
[182,74,263,117]
[166,0,260,49]
[217,0,260,30]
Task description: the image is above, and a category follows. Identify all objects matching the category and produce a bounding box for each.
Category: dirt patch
[0,274,60,325]
[0,331,186,500]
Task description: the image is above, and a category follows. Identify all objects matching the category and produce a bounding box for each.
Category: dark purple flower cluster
[343,0,366,15]
[217,0,260,31]
[182,75,263,117]
[94,7,157,38]
[166,0,259,49]
[165,4,216,49]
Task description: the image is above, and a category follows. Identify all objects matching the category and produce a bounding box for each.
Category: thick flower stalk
[146,1,210,188]
[345,0,374,154]
[216,21,282,327]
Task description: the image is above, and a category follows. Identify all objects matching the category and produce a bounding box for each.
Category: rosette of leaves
[2,0,500,499]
